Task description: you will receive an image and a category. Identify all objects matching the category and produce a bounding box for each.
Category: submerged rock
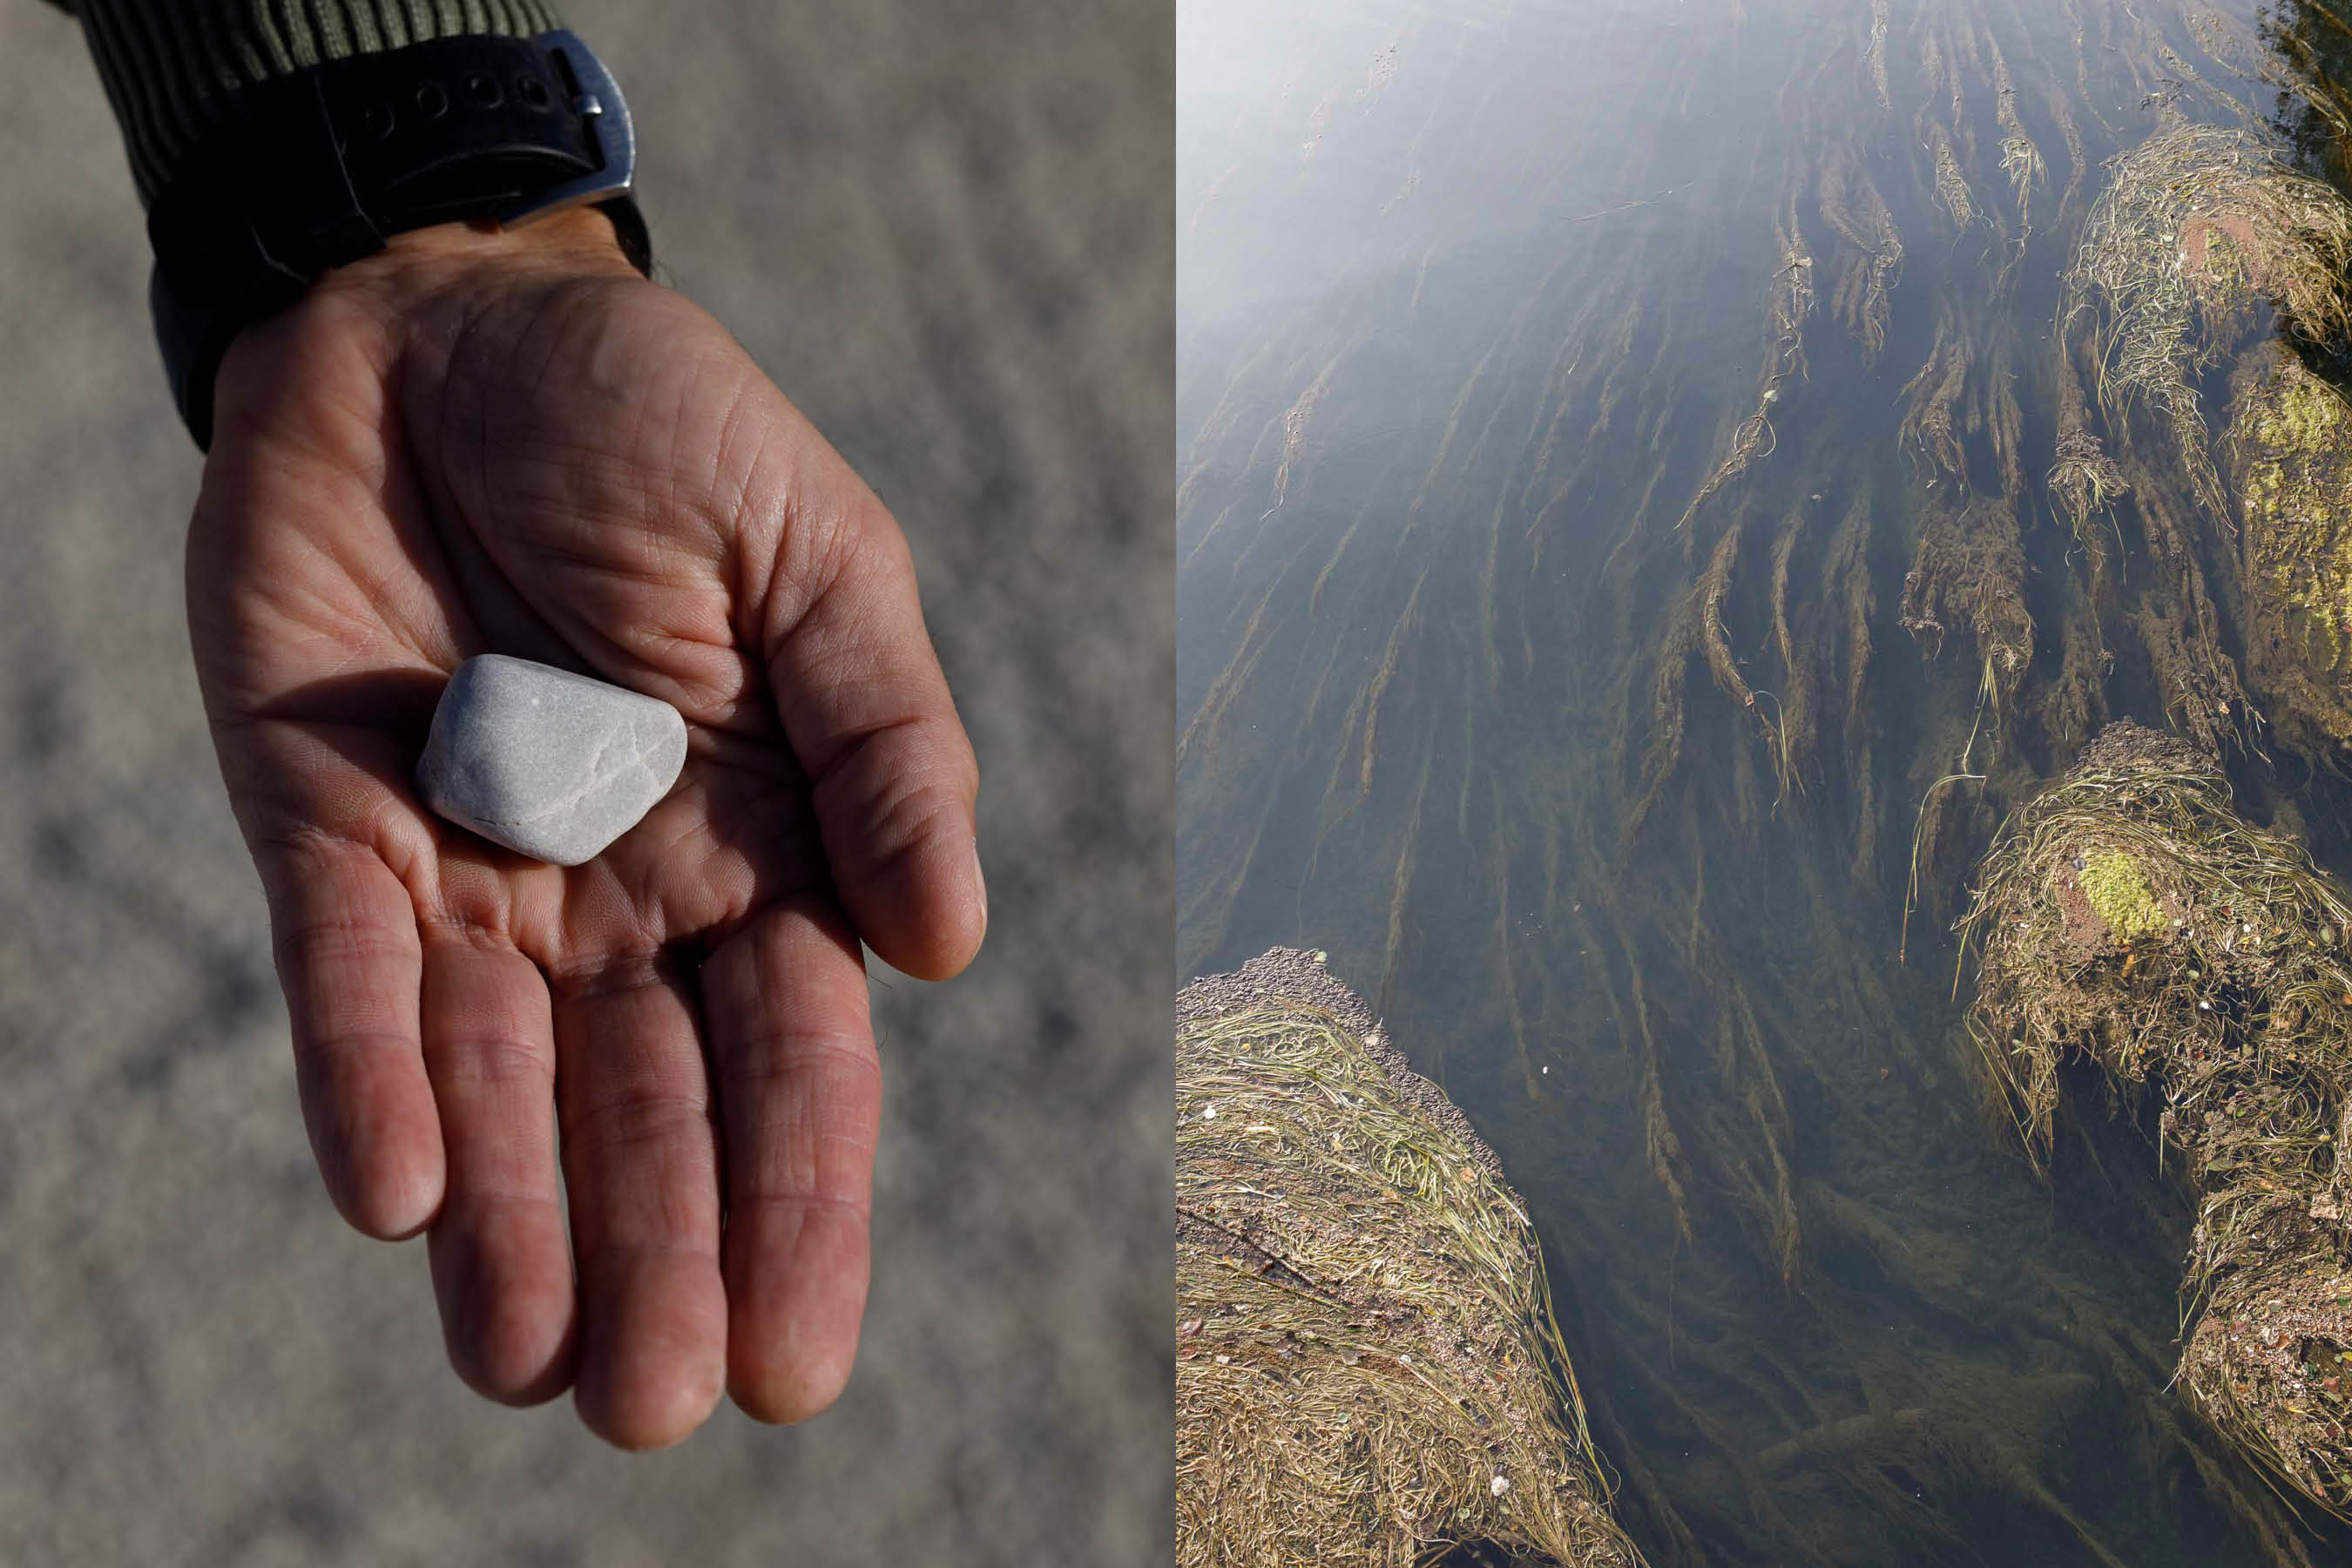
[1965,721,2352,1513]
[2065,123,2352,518]
[2227,345,2352,747]
[416,654,687,867]
[1176,948,1642,1568]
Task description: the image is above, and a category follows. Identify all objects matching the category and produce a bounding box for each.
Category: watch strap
[54,0,571,207]
[145,29,649,451]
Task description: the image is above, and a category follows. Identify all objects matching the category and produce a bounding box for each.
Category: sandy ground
[0,3,1171,1563]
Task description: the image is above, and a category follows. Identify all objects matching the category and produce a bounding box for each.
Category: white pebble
[1490,1474,1511,1497]
[416,655,686,866]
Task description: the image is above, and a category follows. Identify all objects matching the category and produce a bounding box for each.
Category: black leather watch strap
[145,29,651,451]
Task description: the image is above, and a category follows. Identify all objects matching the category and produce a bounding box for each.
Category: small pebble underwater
[1177,0,2352,1561]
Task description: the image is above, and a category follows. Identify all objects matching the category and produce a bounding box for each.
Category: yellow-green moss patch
[2079,849,2164,939]
[2224,348,2352,746]
[2234,355,2352,682]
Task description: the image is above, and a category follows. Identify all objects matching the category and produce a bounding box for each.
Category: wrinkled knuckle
[814,743,963,868]
[723,1024,878,1100]
[301,1026,421,1077]
[440,1030,556,1096]
[253,821,347,869]
[902,763,977,848]
[567,1089,712,1163]
[278,910,415,970]
[764,492,860,637]
[748,1144,876,1220]
[737,1186,870,1229]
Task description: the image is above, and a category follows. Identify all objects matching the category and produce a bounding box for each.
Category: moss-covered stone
[1965,723,2352,1517]
[2228,348,2352,743]
[2079,849,2164,939]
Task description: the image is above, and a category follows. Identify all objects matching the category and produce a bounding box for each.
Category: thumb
[755,469,984,981]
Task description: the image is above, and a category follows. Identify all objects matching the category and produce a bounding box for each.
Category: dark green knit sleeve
[37,0,569,207]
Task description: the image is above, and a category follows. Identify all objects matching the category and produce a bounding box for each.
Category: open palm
[184,213,984,1448]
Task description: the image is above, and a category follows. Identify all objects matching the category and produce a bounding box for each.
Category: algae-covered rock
[1176,949,1642,1568]
[2227,345,2352,746]
[1964,722,2352,1512]
[2062,122,2352,753]
[2066,124,2352,517]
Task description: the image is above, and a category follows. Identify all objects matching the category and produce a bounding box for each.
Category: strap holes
[363,102,395,139]
[415,83,449,118]
[466,73,503,108]
[517,75,551,109]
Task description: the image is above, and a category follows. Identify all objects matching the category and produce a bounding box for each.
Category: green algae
[2229,348,2352,742]
[2081,850,2166,939]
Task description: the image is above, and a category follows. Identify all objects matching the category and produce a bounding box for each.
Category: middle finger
[550,950,728,1449]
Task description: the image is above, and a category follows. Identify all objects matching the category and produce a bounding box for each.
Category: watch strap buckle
[498,31,638,228]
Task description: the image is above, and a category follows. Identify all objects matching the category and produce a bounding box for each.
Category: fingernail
[970,838,988,913]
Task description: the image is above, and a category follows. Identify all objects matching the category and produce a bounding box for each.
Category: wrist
[324,205,648,295]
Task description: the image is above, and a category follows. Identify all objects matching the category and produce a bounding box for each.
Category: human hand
[185,207,986,1448]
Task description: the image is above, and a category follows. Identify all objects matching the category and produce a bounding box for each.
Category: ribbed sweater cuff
[49,0,570,208]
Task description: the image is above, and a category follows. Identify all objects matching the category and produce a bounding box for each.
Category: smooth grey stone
[415,654,688,867]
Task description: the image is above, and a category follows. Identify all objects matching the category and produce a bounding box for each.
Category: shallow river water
[1179,0,2352,1562]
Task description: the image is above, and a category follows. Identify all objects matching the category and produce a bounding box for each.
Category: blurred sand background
[0,2,1171,1562]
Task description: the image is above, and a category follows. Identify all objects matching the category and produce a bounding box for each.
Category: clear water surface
[1178,0,2352,1561]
